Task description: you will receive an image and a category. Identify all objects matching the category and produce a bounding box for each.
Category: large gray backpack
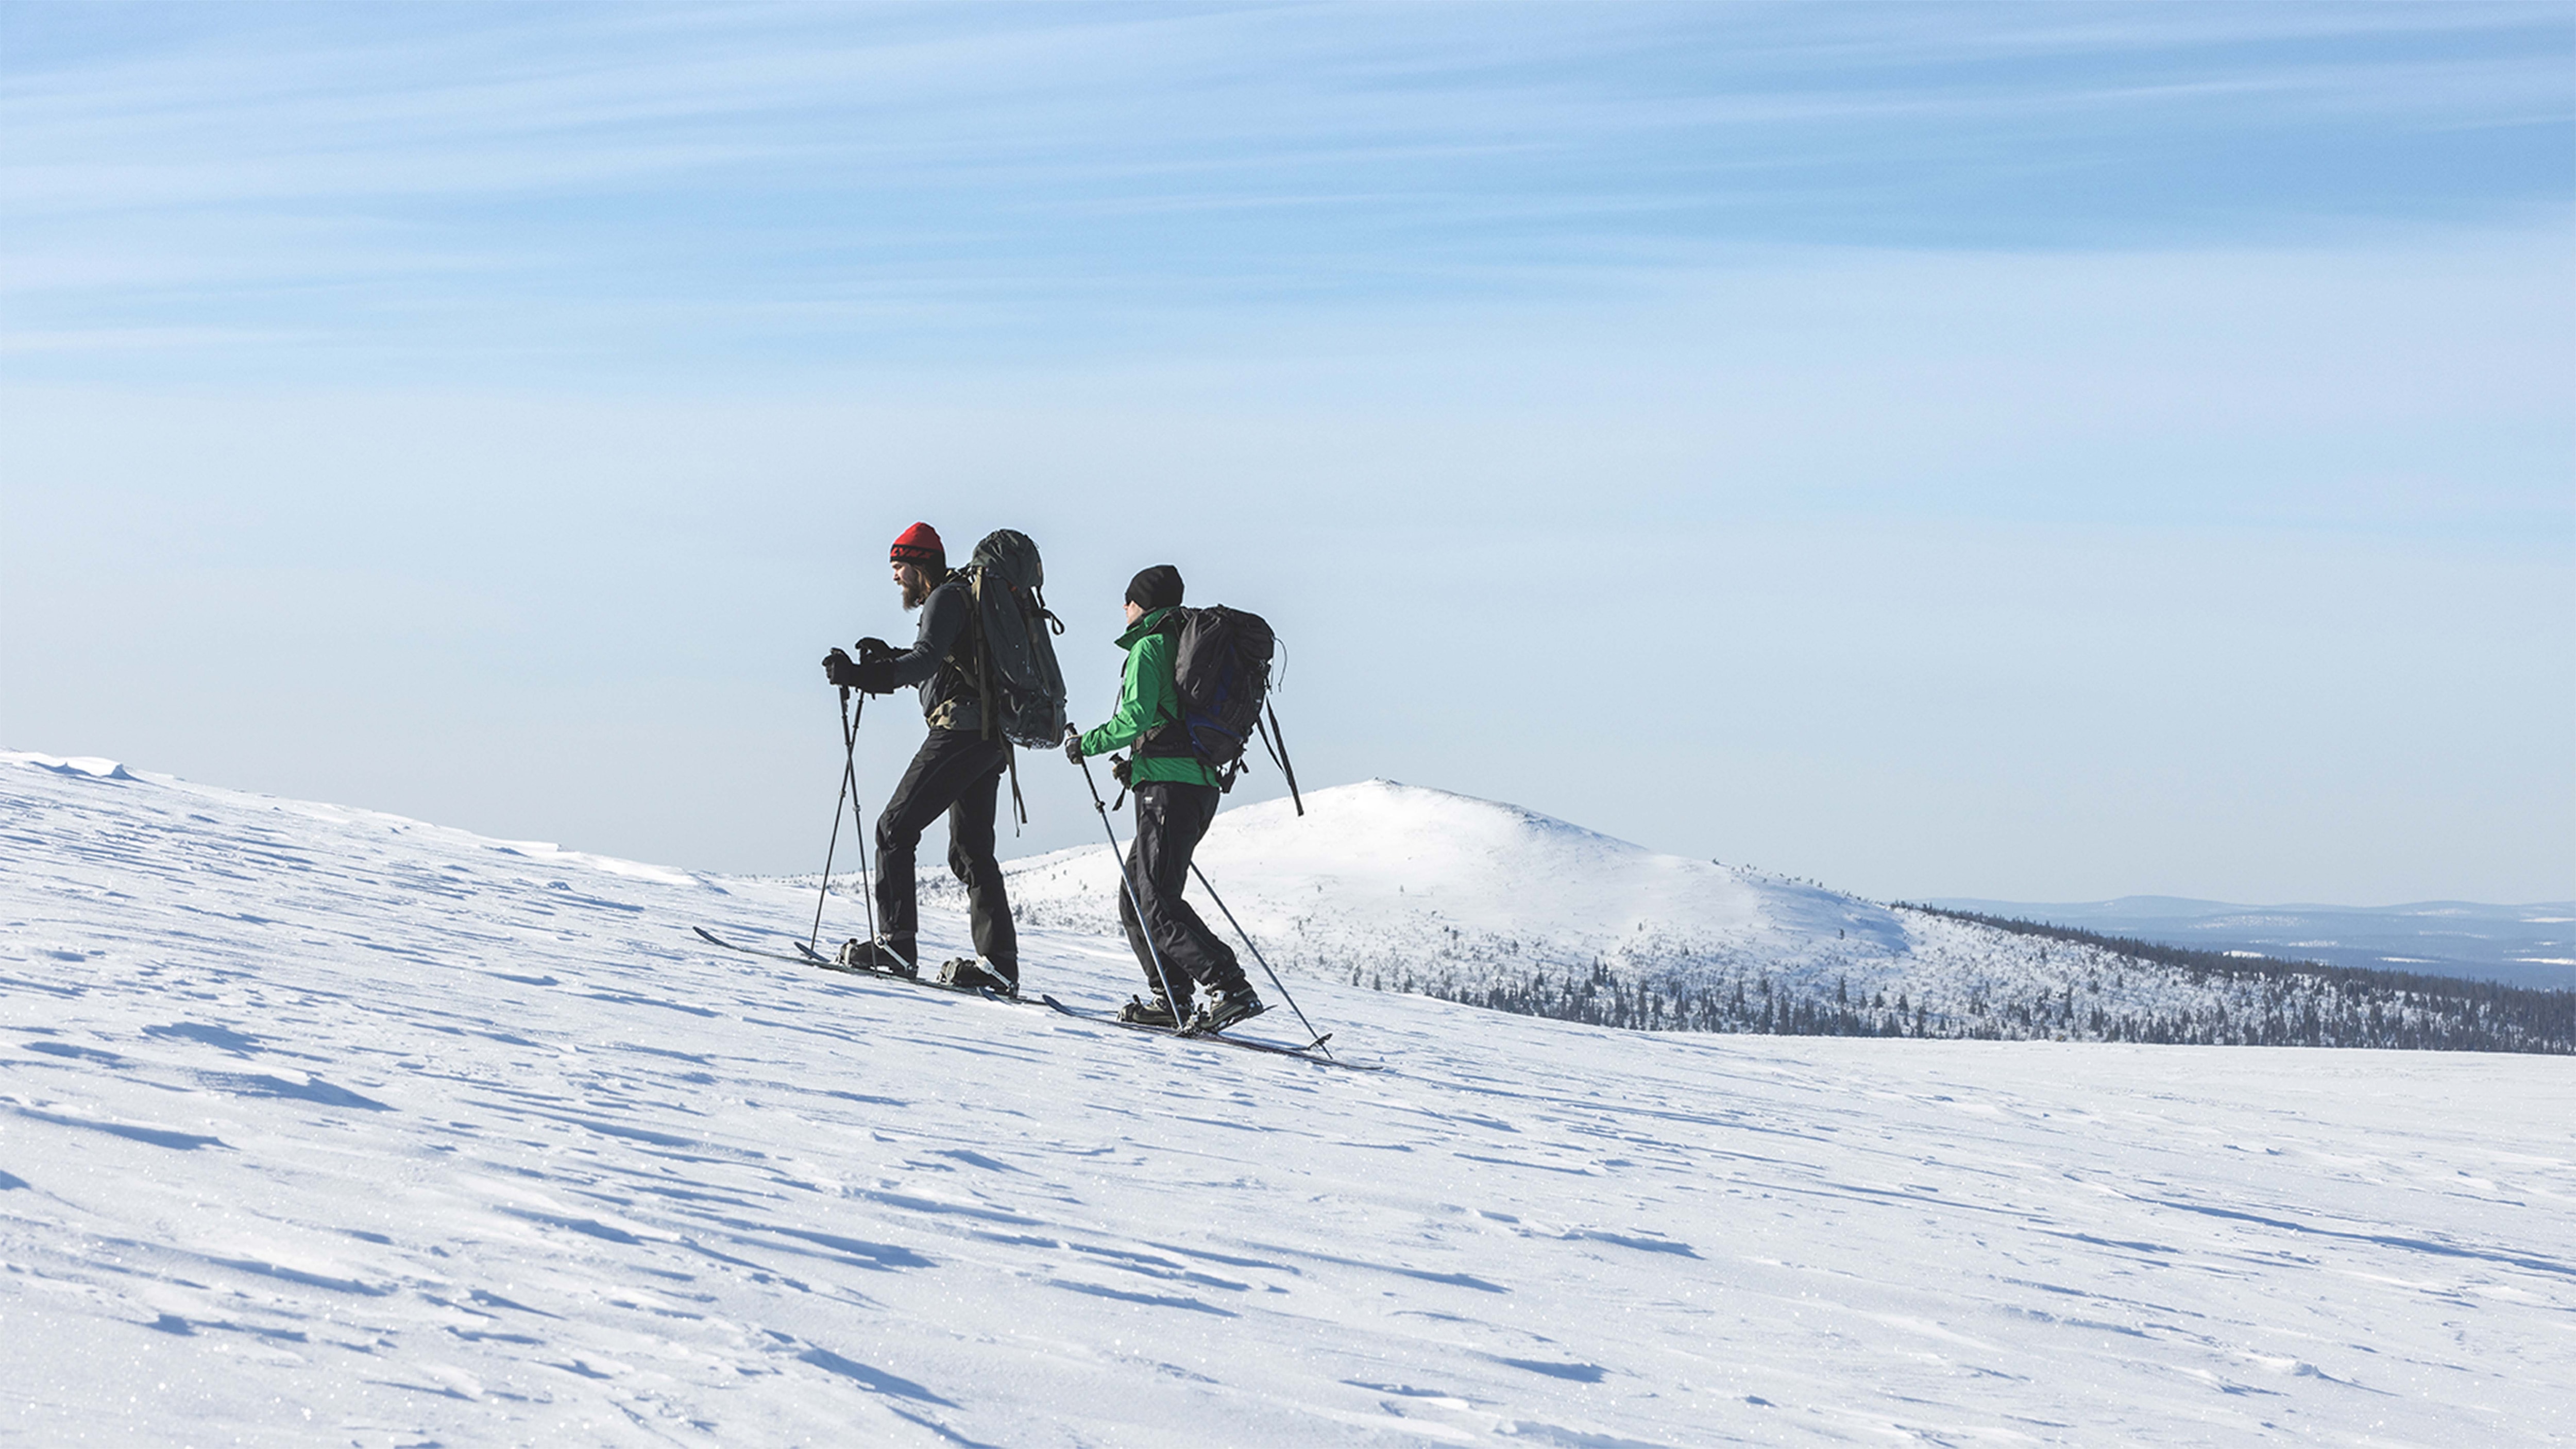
[959,529,1068,751]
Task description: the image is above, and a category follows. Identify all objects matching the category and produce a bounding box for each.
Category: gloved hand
[822,647,865,689]
[850,658,897,695]
[855,637,895,664]
[1063,725,1084,764]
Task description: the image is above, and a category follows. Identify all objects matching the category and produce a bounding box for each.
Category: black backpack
[958,530,1069,751]
[1139,605,1304,812]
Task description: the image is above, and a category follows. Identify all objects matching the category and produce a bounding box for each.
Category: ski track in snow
[2,751,2571,1446]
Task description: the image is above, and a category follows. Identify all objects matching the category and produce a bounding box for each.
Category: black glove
[850,658,897,695]
[822,647,865,689]
[855,637,895,664]
[1109,754,1133,788]
[1062,726,1084,765]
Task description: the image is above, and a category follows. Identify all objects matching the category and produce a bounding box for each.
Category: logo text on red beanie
[890,522,944,567]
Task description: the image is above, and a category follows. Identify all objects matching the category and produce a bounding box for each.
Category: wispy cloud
[1,2,2567,377]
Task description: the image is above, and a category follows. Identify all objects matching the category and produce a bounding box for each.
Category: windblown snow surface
[3,752,2570,1446]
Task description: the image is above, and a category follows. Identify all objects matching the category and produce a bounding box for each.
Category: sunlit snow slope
[995,778,1903,980]
[4,752,2570,1446]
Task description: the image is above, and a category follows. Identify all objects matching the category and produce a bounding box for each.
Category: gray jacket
[884,574,982,732]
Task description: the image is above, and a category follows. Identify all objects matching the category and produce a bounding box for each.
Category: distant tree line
[1344,907,2575,1054]
[1901,904,2574,1050]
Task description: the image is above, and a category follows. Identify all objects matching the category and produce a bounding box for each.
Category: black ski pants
[1119,781,1244,1009]
[873,728,1016,977]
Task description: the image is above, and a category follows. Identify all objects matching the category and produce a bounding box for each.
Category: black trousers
[873,728,1015,976]
[1118,781,1244,1008]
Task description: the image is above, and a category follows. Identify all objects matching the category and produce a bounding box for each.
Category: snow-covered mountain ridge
[965,780,2567,1049]
[989,777,1897,975]
[6,751,2571,1446]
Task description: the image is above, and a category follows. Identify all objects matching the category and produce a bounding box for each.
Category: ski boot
[938,957,1019,998]
[1183,984,1266,1036]
[1117,994,1185,1029]
[837,938,918,978]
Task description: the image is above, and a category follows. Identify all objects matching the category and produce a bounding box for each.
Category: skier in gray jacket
[823,521,1017,993]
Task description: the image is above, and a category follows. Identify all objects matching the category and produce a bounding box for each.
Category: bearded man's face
[896,562,936,610]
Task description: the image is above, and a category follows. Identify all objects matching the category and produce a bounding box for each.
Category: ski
[693,925,814,965]
[692,928,1361,1058]
[1038,995,1383,1071]
[795,940,1038,1004]
[691,927,1033,1005]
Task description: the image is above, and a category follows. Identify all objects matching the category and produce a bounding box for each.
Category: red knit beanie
[889,522,944,571]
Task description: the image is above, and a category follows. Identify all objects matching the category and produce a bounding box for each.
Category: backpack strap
[1005,741,1026,831]
[970,568,994,744]
[1258,705,1304,816]
[1134,607,1196,762]
[965,567,1033,830]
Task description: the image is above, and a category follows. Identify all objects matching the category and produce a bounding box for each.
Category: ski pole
[1076,752,1185,1016]
[808,687,885,957]
[810,687,858,951]
[846,690,881,957]
[1188,861,1331,1055]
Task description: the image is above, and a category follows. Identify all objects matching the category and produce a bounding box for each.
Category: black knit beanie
[1125,565,1183,613]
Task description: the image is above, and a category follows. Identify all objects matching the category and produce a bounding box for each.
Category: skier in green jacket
[1063,565,1265,1033]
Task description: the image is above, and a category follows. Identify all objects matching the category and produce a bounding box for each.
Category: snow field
[3,752,2571,1445]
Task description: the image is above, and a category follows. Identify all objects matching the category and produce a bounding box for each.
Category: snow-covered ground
[4,751,2571,1446]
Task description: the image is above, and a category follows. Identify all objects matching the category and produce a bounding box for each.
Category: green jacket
[1077,607,1220,788]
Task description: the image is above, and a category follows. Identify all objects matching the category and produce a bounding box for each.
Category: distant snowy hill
[6,751,2573,1446]
[975,780,2567,1049]
[993,777,1901,979]
[1934,894,2576,990]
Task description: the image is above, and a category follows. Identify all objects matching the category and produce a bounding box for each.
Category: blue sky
[8,3,2570,371]
[4,2,2570,901]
